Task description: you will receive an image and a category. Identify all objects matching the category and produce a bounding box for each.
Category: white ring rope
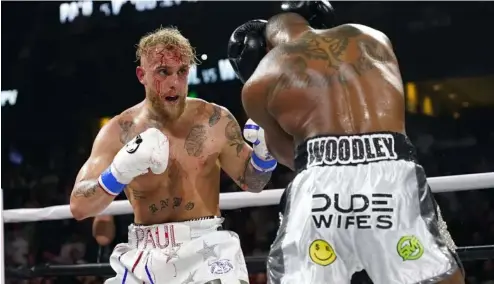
[3,172,494,223]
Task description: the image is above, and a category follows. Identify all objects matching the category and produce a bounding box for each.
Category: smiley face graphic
[309,239,336,266]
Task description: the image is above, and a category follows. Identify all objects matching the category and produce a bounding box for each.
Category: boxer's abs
[124,167,221,225]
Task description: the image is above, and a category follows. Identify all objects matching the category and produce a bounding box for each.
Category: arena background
[2,1,494,283]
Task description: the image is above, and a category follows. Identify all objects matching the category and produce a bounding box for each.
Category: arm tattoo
[237,156,271,191]
[118,119,135,144]
[209,105,222,127]
[184,125,207,157]
[73,180,99,198]
[225,117,244,157]
[131,189,146,200]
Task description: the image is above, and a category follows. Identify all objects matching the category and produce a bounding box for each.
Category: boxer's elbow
[279,159,295,171]
[70,202,90,221]
[70,180,113,221]
[71,200,106,221]
[70,196,95,220]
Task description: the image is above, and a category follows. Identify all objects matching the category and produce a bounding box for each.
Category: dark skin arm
[241,54,296,171]
[215,104,272,192]
[242,24,401,171]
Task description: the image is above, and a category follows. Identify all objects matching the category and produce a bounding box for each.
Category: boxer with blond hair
[71,27,277,284]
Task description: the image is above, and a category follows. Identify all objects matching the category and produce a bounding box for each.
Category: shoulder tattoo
[267,25,395,95]
[118,118,135,144]
[209,105,222,127]
[284,26,393,72]
[225,116,244,156]
[184,125,207,157]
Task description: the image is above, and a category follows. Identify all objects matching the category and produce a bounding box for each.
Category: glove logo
[126,135,143,154]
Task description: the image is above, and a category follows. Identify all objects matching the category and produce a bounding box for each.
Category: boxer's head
[265,13,310,50]
[136,27,198,120]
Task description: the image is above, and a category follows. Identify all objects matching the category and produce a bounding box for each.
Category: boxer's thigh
[267,168,355,284]
[106,244,143,284]
[195,230,250,283]
[356,163,460,283]
[156,230,249,284]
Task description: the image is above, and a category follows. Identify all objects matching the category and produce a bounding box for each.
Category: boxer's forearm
[239,156,272,193]
[70,179,116,220]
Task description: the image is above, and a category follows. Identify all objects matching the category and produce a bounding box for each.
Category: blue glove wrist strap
[251,152,277,173]
[99,166,126,195]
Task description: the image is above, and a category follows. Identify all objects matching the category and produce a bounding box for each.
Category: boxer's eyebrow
[155,65,169,70]
[178,65,188,73]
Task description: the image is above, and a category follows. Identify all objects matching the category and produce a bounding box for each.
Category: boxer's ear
[136,66,145,85]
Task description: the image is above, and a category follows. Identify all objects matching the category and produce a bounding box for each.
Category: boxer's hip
[269,132,459,283]
[107,217,249,284]
[127,216,224,250]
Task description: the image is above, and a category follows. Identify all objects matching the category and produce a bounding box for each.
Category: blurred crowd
[3,112,494,284]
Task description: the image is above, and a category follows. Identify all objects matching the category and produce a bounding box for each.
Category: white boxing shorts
[267,132,462,284]
[105,217,249,284]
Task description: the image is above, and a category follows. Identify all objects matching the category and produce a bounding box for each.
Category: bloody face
[137,44,190,121]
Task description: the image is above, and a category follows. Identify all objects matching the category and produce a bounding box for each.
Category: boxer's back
[264,24,405,145]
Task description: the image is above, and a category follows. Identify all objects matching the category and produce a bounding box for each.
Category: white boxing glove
[98,128,169,195]
[243,119,277,173]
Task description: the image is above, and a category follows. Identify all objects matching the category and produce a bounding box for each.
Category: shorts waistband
[294,131,417,171]
[127,216,223,250]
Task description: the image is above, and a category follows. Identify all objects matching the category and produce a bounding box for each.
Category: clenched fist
[99,128,169,195]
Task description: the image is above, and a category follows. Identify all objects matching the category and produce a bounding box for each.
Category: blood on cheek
[153,76,164,96]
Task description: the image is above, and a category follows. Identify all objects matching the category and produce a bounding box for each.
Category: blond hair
[136,26,199,65]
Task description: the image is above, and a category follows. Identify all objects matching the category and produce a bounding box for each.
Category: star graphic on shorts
[181,269,197,284]
[196,241,218,261]
[164,245,181,263]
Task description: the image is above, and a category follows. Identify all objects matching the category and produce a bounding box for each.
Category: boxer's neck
[143,100,181,128]
[269,26,310,48]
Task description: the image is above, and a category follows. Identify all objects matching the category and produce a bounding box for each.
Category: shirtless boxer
[70,27,277,284]
[227,1,464,283]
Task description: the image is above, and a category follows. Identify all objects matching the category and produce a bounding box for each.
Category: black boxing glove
[227,19,267,84]
[281,1,336,29]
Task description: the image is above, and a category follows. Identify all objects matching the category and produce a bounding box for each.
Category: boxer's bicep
[242,80,295,170]
[216,108,254,190]
[71,117,124,220]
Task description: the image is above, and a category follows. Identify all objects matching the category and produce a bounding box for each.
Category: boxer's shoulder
[334,23,389,42]
[114,104,145,144]
[185,97,235,126]
[92,106,140,149]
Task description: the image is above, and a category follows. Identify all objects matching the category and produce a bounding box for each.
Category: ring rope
[3,172,494,223]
